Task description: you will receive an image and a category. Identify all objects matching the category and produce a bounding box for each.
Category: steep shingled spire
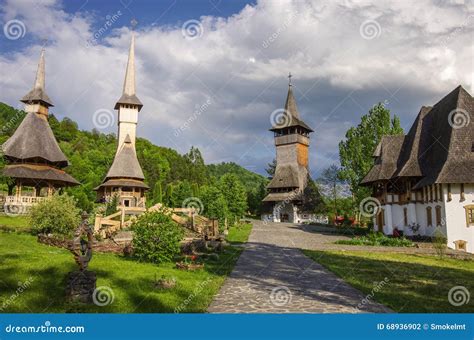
[114,32,143,111]
[20,49,54,107]
[284,82,300,119]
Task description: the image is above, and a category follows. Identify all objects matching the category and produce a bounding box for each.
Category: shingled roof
[361,135,405,184]
[3,164,79,186]
[103,135,145,180]
[361,85,473,188]
[270,85,313,132]
[267,164,300,189]
[2,112,69,167]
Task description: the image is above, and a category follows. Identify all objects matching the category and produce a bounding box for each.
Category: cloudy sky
[0,0,472,177]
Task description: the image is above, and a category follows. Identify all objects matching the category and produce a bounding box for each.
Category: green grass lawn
[303,250,474,313]
[0,232,243,313]
[0,214,30,232]
[226,223,252,244]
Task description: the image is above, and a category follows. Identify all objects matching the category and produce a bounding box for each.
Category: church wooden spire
[114,32,143,111]
[20,49,53,107]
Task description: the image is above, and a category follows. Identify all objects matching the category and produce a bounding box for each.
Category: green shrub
[335,232,414,247]
[132,211,185,264]
[28,193,81,236]
[433,229,447,259]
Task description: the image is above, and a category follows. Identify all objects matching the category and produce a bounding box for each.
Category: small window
[435,205,442,226]
[454,240,467,252]
[460,183,465,201]
[403,208,408,226]
[464,205,474,227]
[426,207,432,227]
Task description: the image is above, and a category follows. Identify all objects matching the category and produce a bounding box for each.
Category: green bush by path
[28,194,81,236]
[335,232,414,247]
[303,249,474,313]
[132,211,185,264]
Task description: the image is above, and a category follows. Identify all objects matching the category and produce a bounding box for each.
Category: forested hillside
[0,102,268,216]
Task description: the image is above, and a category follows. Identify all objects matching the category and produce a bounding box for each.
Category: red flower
[191,255,197,261]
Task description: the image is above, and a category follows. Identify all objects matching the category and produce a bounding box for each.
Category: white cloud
[0,0,472,175]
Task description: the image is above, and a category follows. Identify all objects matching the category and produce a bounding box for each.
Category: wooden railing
[4,196,47,205]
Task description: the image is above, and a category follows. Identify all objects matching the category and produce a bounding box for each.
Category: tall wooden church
[261,76,317,223]
[1,49,79,213]
[94,33,148,208]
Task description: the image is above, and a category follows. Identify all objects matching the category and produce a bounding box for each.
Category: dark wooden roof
[262,189,301,202]
[2,112,69,167]
[94,178,149,190]
[270,85,313,132]
[361,85,473,187]
[361,135,405,184]
[267,164,300,189]
[3,164,79,186]
[102,135,145,181]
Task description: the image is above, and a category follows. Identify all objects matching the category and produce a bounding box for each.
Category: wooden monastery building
[261,76,319,223]
[94,33,148,208]
[1,50,79,213]
[361,85,474,253]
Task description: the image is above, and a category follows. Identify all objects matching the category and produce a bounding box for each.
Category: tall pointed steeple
[114,32,143,111]
[21,49,53,107]
[284,80,300,120]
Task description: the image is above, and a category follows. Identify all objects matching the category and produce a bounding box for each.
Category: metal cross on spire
[130,18,138,30]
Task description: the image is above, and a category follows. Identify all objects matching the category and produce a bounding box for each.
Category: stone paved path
[208,221,392,313]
